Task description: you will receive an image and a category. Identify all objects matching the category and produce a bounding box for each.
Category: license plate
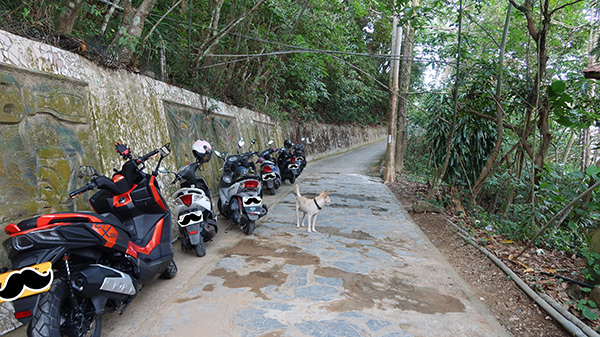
[0,262,53,302]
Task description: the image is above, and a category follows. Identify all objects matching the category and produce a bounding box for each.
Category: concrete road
[6,141,509,337]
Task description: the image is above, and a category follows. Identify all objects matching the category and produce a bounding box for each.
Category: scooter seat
[234,174,261,183]
[15,212,124,232]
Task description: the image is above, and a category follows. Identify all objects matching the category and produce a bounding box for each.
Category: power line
[206,28,455,66]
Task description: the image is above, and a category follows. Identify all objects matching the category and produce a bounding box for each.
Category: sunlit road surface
[6,140,509,337]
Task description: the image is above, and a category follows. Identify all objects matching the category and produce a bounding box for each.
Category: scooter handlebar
[69,181,97,199]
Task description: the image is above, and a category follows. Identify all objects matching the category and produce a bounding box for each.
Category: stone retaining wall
[0,29,385,334]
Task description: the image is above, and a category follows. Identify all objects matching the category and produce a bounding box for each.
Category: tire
[217,199,228,219]
[179,231,191,250]
[193,238,206,257]
[289,175,295,184]
[160,260,178,279]
[28,279,102,337]
[242,219,255,235]
[268,187,276,195]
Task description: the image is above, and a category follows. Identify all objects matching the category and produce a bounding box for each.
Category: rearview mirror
[238,138,245,148]
[158,167,170,174]
[160,143,171,158]
[214,150,227,158]
[267,139,274,146]
[78,166,98,178]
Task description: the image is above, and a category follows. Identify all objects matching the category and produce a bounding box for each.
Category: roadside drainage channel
[448,220,599,337]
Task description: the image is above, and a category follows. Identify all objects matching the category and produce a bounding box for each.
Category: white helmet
[192,140,212,164]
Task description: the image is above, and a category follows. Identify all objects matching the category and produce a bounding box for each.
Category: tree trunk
[469,3,512,201]
[56,0,86,35]
[101,0,121,36]
[394,20,415,173]
[383,16,402,183]
[428,0,462,198]
[113,0,158,64]
[209,0,226,37]
[191,0,267,70]
[509,0,571,188]
[561,131,576,163]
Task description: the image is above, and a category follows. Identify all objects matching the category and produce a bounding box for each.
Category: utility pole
[383,15,402,183]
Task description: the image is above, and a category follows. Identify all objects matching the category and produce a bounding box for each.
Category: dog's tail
[295,184,301,197]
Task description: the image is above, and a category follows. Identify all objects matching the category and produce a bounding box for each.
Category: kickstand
[225,224,233,233]
[119,299,133,315]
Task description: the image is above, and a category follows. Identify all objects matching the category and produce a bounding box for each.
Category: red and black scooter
[0,142,177,337]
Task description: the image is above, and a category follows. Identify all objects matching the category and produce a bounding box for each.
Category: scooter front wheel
[160,260,178,279]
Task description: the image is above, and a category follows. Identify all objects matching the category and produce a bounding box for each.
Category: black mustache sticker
[179,212,203,226]
[262,173,276,180]
[0,265,53,302]
[244,197,262,205]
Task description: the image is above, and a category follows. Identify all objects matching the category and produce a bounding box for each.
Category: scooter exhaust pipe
[73,264,137,299]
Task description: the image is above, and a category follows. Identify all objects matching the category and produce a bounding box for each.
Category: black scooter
[293,138,307,174]
[215,139,268,235]
[0,142,177,337]
[258,140,282,195]
[277,139,300,184]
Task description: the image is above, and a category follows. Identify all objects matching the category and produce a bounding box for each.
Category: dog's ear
[324,191,330,197]
[320,190,325,195]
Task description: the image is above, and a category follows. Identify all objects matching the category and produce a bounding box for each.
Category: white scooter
[168,140,218,256]
[214,138,268,235]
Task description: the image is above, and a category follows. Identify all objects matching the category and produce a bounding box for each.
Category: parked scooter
[257,140,282,195]
[168,140,218,257]
[293,137,307,174]
[0,142,177,337]
[277,139,301,184]
[214,138,268,235]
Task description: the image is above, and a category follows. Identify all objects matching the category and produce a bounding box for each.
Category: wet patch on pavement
[159,173,504,337]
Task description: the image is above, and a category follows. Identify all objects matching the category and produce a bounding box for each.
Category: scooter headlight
[223,175,232,184]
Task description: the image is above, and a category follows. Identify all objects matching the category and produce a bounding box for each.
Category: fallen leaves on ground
[387,177,599,335]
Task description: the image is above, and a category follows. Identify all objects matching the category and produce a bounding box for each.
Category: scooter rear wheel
[268,187,276,195]
[28,278,102,337]
[194,238,206,257]
[242,219,255,235]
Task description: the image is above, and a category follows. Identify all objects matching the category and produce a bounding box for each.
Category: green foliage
[422,93,497,187]
[581,251,600,282]
[568,297,600,321]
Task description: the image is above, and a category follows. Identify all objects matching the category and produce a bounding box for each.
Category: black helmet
[284,139,292,148]
[192,139,212,164]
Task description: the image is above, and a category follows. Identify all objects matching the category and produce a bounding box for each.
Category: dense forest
[2,0,600,304]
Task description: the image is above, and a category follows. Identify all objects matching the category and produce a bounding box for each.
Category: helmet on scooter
[192,139,212,164]
[284,139,292,149]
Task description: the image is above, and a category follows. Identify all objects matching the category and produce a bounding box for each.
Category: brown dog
[295,184,331,233]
